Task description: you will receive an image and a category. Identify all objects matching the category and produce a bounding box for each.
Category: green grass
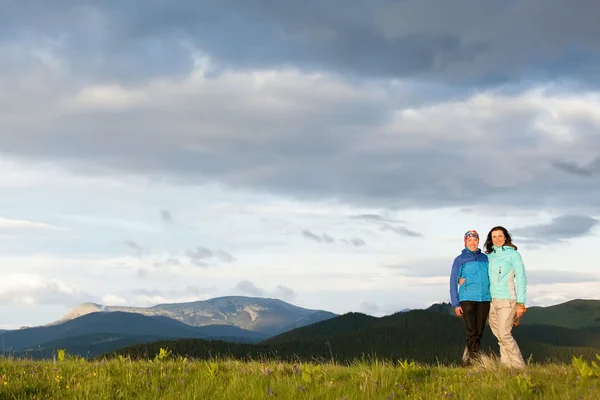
[1,351,599,399]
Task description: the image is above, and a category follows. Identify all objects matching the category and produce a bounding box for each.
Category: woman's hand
[516,303,527,318]
[455,306,463,317]
[458,278,465,285]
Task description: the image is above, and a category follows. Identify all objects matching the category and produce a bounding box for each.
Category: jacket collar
[461,247,481,256]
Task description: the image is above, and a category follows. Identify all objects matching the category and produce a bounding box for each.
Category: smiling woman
[484,226,527,370]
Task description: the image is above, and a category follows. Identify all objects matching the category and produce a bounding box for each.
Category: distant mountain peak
[49,302,107,326]
[53,296,337,335]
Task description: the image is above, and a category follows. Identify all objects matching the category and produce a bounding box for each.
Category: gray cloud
[272,285,298,301]
[302,230,323,243]
[235,281,298,301]
[149,256,183,269]
[1,1,600,215]
[350,213,404,223]
[302,230,366,246]
[301,230,337,244]
[322,233,335,243]
[380,223,423,238]
[185,246,236,267]
[234,280,265,297]
[122,240,148,258]
[527,270,600,285]
[347,238,366,247]
[552,155,600,177]
[2,1,599,86]
[160,209,173,224]
[350,213,421,239]
[512,215,599,244]
[213,250,236,263]
[0,279,96,308]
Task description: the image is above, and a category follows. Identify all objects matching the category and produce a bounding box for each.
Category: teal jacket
[487,245,527,304]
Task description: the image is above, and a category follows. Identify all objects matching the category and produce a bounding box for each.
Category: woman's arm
[449,257,461,308]
[512,251,527,305]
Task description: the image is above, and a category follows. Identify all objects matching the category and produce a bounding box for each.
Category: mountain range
[0,296,337,359]
[51,296,337,336]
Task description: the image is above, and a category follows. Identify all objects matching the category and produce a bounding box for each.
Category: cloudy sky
[2,1,599,329]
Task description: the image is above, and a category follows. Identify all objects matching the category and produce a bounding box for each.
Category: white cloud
[2,57,599,213]
[132,294,211,307]
[0,217,71,235]
[0,274,87,306]
[526,283,600,307]
[102,294,128,306]
[0,324,21,330]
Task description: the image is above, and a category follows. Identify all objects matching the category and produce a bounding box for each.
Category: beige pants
[488,299,525,369]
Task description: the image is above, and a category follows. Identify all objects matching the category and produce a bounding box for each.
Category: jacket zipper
[479,260,483,301]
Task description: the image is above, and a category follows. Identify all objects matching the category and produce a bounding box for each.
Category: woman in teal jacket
[484,226,527,369]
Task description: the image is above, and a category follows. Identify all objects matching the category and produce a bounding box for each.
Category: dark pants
[460,300,490,364]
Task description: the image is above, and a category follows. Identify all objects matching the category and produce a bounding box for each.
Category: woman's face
[491,229,506,247]
[465,237,479,251]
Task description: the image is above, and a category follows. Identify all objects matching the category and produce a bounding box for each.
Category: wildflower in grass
[57,349,66,362]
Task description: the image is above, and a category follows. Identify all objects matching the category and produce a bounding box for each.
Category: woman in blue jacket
[485,226,527,369]
[449,230,491,366]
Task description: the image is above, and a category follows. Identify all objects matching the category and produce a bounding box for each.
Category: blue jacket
[449,248,491,308]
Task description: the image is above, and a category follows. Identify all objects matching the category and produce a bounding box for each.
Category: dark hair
[484,226,518,254]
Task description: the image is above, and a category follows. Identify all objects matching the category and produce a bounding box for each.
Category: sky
[1,1,600,329]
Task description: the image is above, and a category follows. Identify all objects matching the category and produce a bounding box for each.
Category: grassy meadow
[1,350,599,399]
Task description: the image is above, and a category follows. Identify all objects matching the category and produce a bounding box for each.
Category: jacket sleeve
[512,251,527,304]
[449,257,461,308]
